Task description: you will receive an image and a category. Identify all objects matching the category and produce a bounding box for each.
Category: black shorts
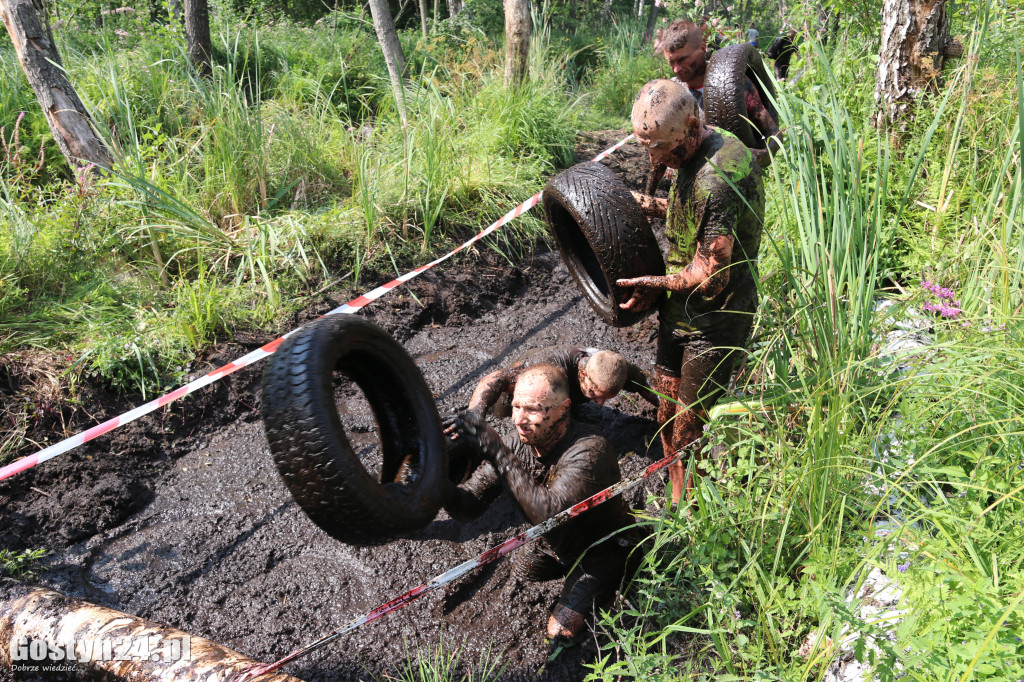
[655,307,754,410]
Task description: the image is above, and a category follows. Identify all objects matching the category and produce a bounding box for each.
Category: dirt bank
[0,131,668,681]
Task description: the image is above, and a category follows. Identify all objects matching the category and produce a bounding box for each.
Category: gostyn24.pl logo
[10,634,191,664]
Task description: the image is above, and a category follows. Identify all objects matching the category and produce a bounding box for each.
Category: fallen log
[0,579,303,681]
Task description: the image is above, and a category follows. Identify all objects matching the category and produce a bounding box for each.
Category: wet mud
[0,131,668,681]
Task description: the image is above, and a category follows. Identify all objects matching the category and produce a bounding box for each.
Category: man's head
[579,351,629,405]
[661,19,707,84]
[631,79,702,169]
[511,364,571,451]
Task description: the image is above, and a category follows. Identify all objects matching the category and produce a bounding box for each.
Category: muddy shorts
[655,304,754,411]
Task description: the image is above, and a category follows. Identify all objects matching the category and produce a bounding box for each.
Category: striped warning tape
[0,134,635,483]
[235,447,682,681]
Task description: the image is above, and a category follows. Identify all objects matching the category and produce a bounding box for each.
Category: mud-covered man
[620,79,765,503]
[467,345,657,419]
[651,18,777,184]
[444,364,637,647]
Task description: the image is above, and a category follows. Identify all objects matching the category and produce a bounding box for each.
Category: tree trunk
[418,0,427,35]
[874,0,963,128]
[0,0,113,172]
[432,0,438,28]
[367,0,407,125]
[503,0,530,87]
[445,0,461,18]
[598,0,613,23]
[184,0,211,77]
[644,0,658,41]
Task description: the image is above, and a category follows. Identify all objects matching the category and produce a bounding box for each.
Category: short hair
[662,19,704,53]
[632,79,699,139]
[517,364,569,404]
[586,351,629,394]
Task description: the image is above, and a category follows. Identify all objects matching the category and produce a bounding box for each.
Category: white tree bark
[0,0,113,172]
[874,0,963,128]
[503,0,530,87]
[446,0,462,18]
[367,0,407,125]
[418,0,427,36]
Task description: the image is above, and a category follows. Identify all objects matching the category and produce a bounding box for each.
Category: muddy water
[1,132,667,681]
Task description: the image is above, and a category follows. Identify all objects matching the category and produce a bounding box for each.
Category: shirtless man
[467,345,656,419]
[621,79,765,503]
[444,365,638,646]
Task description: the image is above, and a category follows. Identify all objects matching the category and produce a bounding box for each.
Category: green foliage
[0,548,49,580]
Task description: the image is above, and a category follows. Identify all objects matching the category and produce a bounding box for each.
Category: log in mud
[0,131,665,682]
[0,580,302,681]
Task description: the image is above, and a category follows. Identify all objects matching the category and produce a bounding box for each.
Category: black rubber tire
[543,162,665,327]
[705,43,779,149]
[261,315,447,545]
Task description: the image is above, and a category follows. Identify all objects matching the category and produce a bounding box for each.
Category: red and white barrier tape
[0,134,634,484]
[235,447,680,681]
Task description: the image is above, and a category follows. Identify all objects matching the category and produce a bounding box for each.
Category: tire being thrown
[261,315,447,545]
[543,162,665,327]
[705,43,779,149]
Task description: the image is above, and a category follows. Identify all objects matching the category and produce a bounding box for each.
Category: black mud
[0,131,668,682]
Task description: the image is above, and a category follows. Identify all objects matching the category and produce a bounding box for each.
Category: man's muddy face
[511,376,570,449]
[580,370,617,406]
[664,42,706,83]
[640,137,688,169]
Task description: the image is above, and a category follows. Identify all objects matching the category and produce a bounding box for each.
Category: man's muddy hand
[441,410,481,441]
[616,276,666,311]
[441,410,503,460]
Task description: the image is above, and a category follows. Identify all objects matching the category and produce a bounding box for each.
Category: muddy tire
[261,315,447,545]
[705,43,779,149]
[543,162,665,327]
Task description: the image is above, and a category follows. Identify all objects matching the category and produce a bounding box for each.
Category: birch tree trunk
[873,0,963,128]
[184,0,211,77]
[418,0,427,36]
[644,0,658,41]
[503,0,530,87]
[368,0,407,125]
[445,0,462,18]
[0,0,112,172]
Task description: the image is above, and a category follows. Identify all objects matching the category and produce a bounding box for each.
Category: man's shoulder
[564,421,613,455]
[697,131,758,184]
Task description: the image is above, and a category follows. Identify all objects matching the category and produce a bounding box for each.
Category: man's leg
[672,327,750,501]
[547,551,626,642]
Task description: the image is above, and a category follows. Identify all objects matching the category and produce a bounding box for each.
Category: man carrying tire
[467,345,657,419]
[652,19,777,186]
[444,364,638,648]
[619,79,765,504]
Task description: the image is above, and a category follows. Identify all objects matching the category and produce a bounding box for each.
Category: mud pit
[0,131,666,681]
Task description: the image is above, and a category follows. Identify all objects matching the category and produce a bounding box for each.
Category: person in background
[744,23,759,47]
[766,27,799,80]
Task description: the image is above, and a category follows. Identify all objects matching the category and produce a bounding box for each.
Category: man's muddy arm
[617,234,735,310]
[644,162,667,195]
[624,363,659,406]
[492,444,605,522]
[443,461,502,522]
[630,191,668,219]
[467,366,519,415]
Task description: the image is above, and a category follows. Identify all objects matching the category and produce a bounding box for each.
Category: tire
[543,162,665,327]
[704,43,779,149]
[261,315,447,545]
